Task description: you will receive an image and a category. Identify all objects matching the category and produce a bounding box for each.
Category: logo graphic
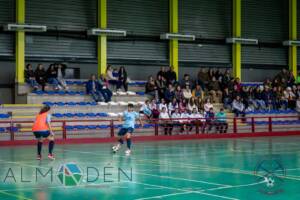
[254,155,286,195]
[57,163,83,186]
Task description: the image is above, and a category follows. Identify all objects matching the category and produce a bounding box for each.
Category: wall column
[169,0,179,79]
[289,0,297,77]
[16,0,25,83]
[97,0,107,76]
[232,0,241,79]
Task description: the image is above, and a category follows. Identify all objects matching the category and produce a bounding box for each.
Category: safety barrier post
[154,120,159,136]
[195,121,199,134]
[110,120,114,137]
[268,117,272,132]
[251,117,255,133]
[233,118,237,133]
[62,121,67,140]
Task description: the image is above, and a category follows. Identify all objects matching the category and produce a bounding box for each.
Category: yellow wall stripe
[289,0,297,78]
[169,0,179,79]
[97,0,107,76]
[232,0,241,80]
[16,0,25,83]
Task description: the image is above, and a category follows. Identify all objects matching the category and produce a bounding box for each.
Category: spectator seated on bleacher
[25,64,39,91]
[159,107,172,135]
[56,64,69,90]
[145,76,158,100]
[35,64,47,91]
[98,74,113,102]
[215,108,228,133]
[47,64,62,90]
[86,74,104,102]
[140,100,152,119]
[232,96,246,120]
[106,65,121,91]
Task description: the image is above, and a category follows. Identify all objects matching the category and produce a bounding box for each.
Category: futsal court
[0,136,300,200]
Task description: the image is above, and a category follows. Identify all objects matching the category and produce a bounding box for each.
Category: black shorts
[118,128,134,136]
[34,131,50,139]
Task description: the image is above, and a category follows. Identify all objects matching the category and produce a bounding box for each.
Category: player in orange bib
[32,105,55,160]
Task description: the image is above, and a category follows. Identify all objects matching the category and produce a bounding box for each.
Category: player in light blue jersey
[112,103,143,155]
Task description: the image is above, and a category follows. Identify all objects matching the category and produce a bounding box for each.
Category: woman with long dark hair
[32,105,55,160]
[25,64,39,90]
[118,66,128,92]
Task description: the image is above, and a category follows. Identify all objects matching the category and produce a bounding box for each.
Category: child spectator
[204,98,213,113]
[188,108,205,133]
[174,85,183,102]
[158,98,168,112]
[159,107,172,135]
[25,64,39,90]
[170,108,181,135]
[215,108,228,133]
[168,98,179,115]
[182,85,193,100]
[179,109,190,134]
[187,97,198,112]
[284,87,296,109]
[140,100,152,119]
[205,107,215,133]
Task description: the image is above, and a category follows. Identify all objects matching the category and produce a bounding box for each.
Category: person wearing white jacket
[188,108,205,133]
[180,109,190,134]
[159,107,171,135]
[171,108,181,135]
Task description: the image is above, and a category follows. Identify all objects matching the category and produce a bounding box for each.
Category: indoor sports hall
[1,0,300,199]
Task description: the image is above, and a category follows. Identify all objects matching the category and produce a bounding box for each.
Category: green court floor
[1,136,300,200]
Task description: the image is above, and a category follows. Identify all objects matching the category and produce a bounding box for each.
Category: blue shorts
[118,127,134,136]
[34,131,50,139]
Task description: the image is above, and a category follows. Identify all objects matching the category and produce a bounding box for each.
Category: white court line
[236,138,300,146]
[206,180,266,191]
[135,172,230,187]
[135,191,193,200]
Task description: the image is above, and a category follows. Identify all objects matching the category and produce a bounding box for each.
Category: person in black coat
[35,64,47,91]
[118,66,128,92]
[46,64,61,90]
[25,64,39,90]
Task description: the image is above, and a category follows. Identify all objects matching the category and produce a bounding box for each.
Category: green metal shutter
[179,44,231,64]
[107,0,168,62]
[178,0,231,64]
[179,0,232,39]
[25,0,96,60]
[0,0,14,56]
[242,46,288,66]
[242,0,288,66]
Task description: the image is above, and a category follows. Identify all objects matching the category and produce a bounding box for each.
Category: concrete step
[27,94,147,104]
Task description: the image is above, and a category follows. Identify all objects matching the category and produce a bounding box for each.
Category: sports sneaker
[125,149,131,156]
[36,155,42,160]
[48,154,55,160]
[112,144,121,153]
